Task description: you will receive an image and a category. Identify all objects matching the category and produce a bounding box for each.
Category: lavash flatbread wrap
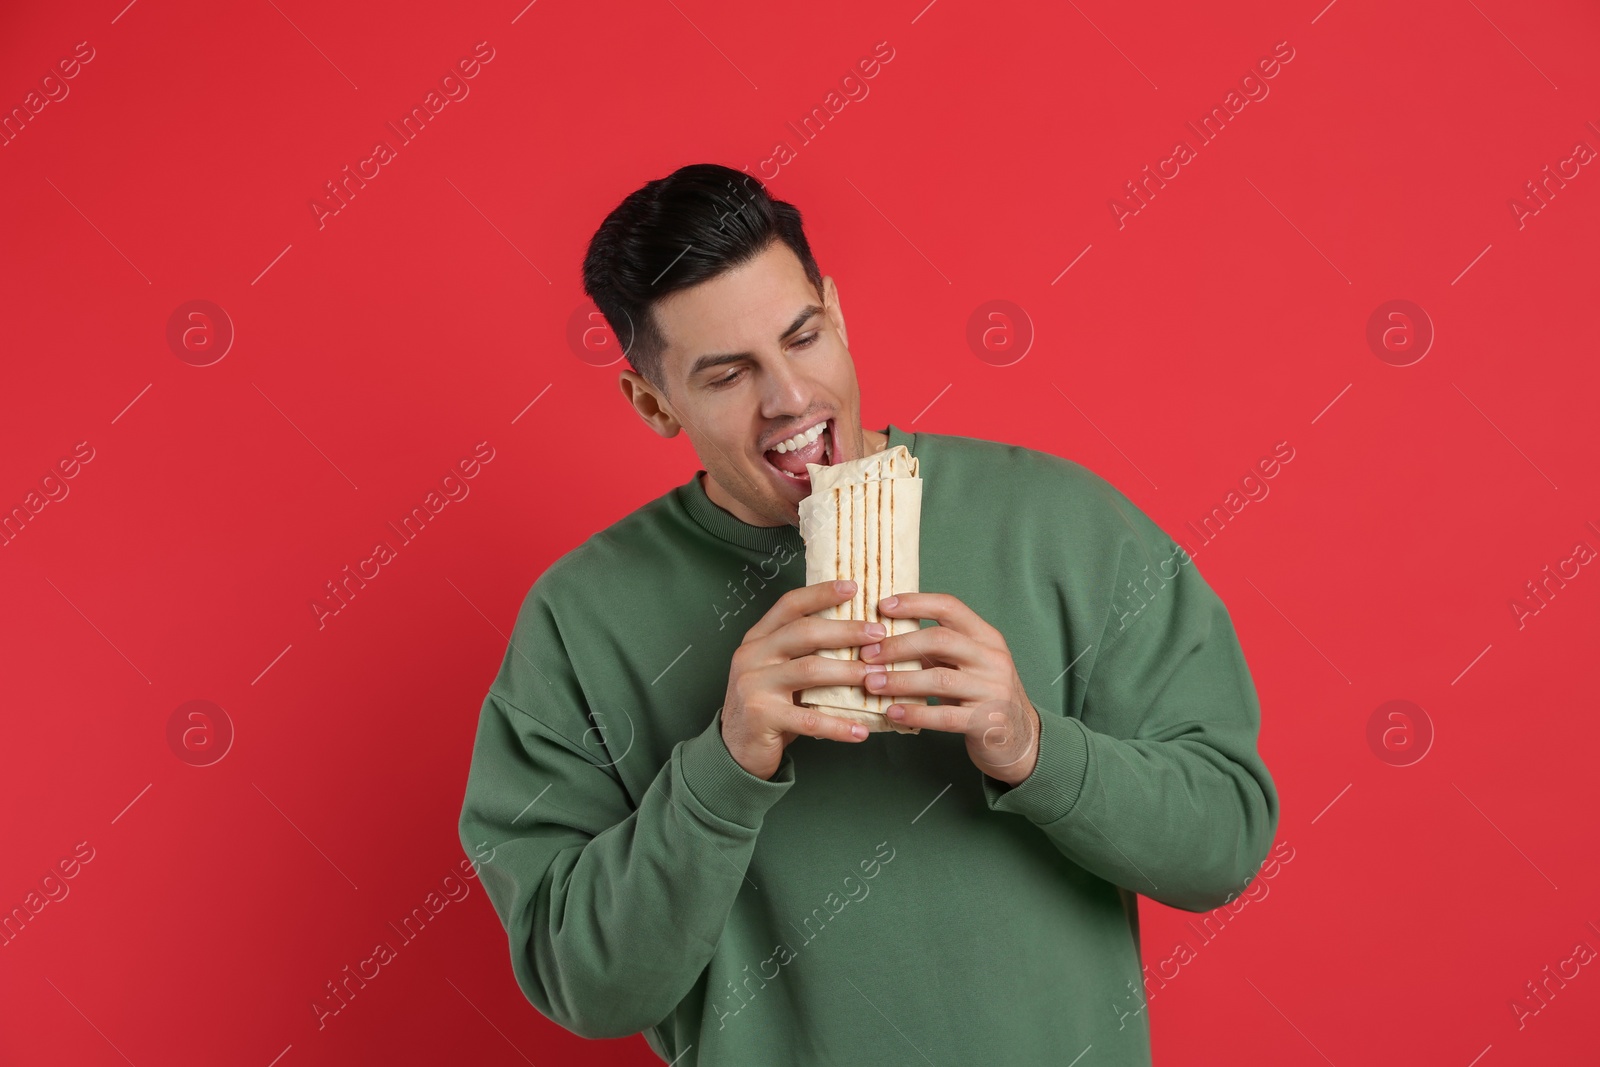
[796,444,923,735]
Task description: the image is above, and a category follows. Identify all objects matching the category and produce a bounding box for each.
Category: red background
[3,0,1597,1064]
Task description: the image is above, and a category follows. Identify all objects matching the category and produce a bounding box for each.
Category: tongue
[766,429,827,476]
[767,444,814,476]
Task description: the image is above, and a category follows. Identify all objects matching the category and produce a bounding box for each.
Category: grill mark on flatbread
[888,464,895,676]
[851,481,860,651]
[874,454,889,707]
[874,467,882,624]
[838,486,851,639]
[870,470,883,630]
[871,471,881,706]
[856,480,865,640]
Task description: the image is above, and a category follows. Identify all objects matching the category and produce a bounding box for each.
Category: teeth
[773,422,826,454]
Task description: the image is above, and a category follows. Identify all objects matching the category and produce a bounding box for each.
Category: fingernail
[880,595,898,610]
[861,642,882,658]
[835,579,857,594]
[863,661,886,674]
[887,705,905,719]
[851,724,868,738]
[866,671,886,686]
[865,623,886,638]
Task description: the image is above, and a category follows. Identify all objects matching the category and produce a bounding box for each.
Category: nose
[758,352,811,422]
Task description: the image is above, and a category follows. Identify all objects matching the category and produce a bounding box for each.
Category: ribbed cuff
[982,710,1091,825]
[678,707,796,829]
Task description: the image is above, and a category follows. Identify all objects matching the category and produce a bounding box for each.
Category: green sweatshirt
[457,423,1279,1066]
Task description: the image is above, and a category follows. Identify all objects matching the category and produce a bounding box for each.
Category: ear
[822,275,847,349]
[618,369,681,438]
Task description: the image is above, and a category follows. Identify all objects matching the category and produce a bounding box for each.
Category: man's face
[620,240,871,527]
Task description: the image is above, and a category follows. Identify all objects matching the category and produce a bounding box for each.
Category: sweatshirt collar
[678,423,916,553]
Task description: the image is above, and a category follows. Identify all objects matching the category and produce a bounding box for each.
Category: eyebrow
[686,305,824,382]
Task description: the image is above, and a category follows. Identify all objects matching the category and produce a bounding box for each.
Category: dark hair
[581,163,825,393]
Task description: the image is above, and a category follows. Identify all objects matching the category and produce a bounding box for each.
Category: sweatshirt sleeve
[978,487,1280,914]
[457,586,795,1040]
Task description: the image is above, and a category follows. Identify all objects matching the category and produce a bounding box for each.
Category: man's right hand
[721,579,886,780]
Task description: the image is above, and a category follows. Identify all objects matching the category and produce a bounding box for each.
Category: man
[457,163,1279,1065]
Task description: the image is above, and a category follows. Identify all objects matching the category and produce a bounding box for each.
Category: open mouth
[761,418,834,492]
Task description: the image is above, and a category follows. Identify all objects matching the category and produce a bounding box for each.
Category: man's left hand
[860,593,1041,786]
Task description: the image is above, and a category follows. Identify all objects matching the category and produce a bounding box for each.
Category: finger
[883,701,974,734]
[782,703,872,742]
[762,615,886,662]
[860,623,978,668]
[862,664,988,702]
[758,653,879,692]
[876,593,1004,646]
[743,580,858,644]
